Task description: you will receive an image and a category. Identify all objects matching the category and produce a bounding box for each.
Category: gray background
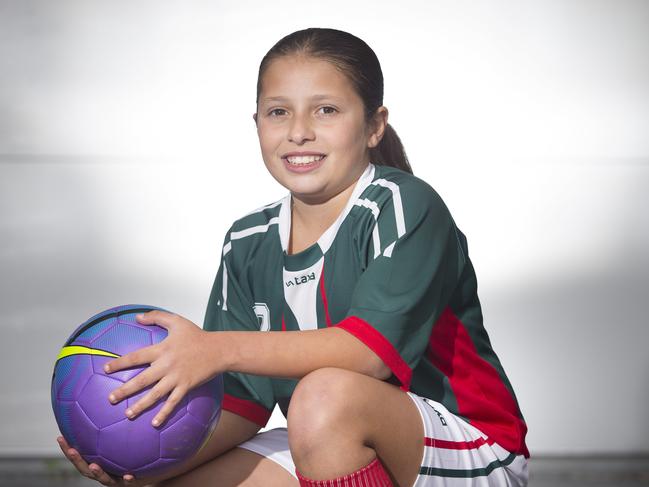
[1,0,648,459]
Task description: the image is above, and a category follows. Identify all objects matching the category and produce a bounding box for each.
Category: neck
[288,167,368,255]
[291,182,355,234]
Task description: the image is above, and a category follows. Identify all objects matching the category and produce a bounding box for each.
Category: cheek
[335,123,367,152]
[257,127,280,155]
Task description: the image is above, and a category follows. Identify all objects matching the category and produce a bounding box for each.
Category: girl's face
[255,55,385,205]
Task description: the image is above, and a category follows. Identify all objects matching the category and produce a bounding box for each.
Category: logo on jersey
[422,398,448,426]
[285,272,316,287]
[253,303,270,332]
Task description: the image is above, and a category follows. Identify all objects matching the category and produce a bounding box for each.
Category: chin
[288,185,327,201]
[273,171,322,194]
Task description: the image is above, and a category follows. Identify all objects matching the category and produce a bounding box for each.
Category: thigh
[160,447,298,487]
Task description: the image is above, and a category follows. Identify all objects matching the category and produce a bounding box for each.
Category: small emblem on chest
[285,272,316,287]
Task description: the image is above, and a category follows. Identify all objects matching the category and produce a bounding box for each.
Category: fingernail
[152,417,160,427]
[109,394,116,403]
[104,363,111,373]
[136,313,144,320]
[126,409,134,418]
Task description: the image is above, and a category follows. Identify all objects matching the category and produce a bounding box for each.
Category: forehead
[259,55,358,102]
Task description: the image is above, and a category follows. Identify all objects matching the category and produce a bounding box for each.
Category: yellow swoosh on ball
[56,345,120,361]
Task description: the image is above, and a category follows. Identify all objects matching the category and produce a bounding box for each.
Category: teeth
[286,155,325,165]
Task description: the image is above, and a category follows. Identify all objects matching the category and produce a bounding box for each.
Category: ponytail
[370,123,412,174]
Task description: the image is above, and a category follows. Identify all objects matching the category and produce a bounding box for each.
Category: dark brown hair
[256,28,412,174]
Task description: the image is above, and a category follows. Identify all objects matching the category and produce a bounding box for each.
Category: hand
[57,436,139,486]
[104,310,222,426]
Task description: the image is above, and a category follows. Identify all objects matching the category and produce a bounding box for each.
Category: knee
[287,367,360,452]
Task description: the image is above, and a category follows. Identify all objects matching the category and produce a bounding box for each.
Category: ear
[253,112,258,126]
[367,106,389,148]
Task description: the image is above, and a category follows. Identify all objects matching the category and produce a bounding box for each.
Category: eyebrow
[260,94,344,104]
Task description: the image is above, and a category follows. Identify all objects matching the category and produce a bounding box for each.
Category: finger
[135,309,177,329]
[104,342,159,375]
[108,364,162,408]
[123,375,174,421]
[57,436,96,480]
[88,462,118,485]
[152,385,187,427]
[123,473,136,484]
[58,436,118,485]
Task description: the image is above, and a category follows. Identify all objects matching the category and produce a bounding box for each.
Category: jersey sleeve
[203,230,276,427]
[334,180,466,391]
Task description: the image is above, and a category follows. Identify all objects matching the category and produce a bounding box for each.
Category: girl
[58,27,529,486]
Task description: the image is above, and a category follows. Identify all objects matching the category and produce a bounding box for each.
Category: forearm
[214,327,391,381]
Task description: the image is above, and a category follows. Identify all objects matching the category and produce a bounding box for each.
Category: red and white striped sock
[296,457,394,487]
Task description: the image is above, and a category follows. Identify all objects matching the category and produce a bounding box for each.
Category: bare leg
[148,410,297,487]
[287,367,424,487]
[158,447,298,487]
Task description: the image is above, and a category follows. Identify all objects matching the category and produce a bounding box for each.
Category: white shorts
[237,392,528,486]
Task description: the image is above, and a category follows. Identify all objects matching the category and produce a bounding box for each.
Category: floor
[0,456,648,486]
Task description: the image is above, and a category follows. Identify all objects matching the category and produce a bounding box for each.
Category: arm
[105,311,390,425]
[223,327,391,381]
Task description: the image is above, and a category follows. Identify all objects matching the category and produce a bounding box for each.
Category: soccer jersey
[203,163,529,457]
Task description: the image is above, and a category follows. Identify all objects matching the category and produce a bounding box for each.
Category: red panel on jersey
[222,393,272,427]
[335,315,412,391]
[427,307,529,457]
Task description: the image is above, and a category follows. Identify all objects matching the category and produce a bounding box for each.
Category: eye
[268,108,288,117]
[317,106,338,115]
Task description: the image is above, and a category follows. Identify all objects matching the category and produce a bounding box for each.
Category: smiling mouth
[284,155,326,166]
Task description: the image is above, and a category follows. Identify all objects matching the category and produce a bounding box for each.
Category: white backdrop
[1,0,648,456]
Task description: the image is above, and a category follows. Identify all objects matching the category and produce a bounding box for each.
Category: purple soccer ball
[51,305,224,478]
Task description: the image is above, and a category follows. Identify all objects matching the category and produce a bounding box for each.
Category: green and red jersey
[204,163,529,457]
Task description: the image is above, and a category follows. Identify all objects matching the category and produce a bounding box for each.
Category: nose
[288,112,315,145]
